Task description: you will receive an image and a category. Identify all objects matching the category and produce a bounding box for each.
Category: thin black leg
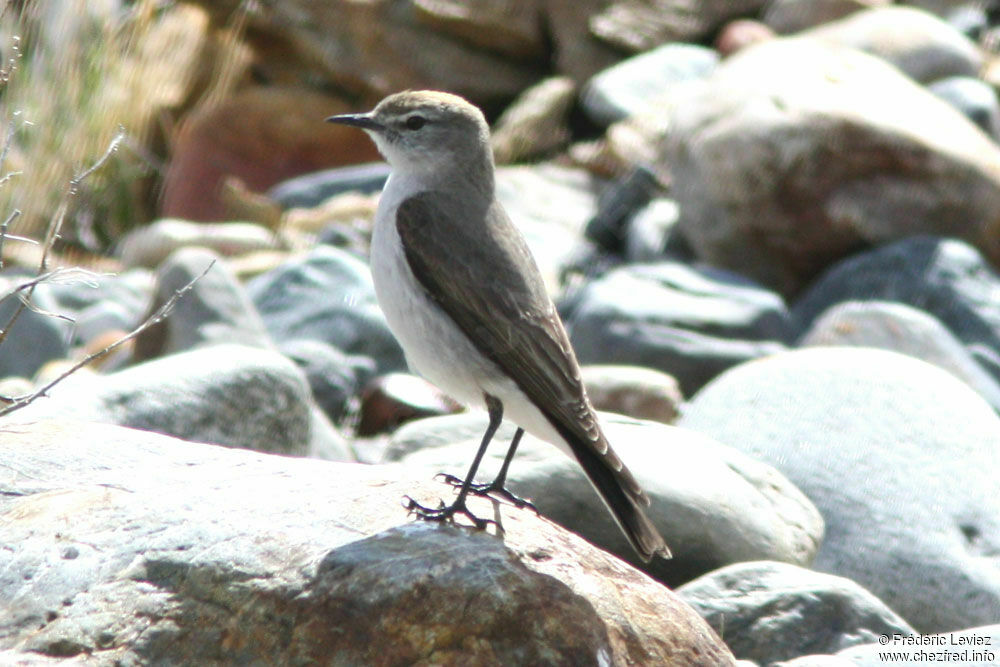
[439,427,537,512]
[404,394,505,529]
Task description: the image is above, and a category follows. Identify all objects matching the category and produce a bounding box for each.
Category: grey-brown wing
[396,191,633,482]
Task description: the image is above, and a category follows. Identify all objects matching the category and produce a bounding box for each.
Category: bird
[326,90,670,562]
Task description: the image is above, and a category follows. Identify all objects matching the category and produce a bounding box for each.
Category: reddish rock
[161,86,380,221]
[715,19,777,57]
[357,372,463,436]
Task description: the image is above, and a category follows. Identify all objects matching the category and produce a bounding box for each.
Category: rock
[799,300,1000,412]
[546,0,623,82]
[0,278,70,380]
[390,413,824,587]
[791,237,1000,382]
[763,0,890,34]
[667,37,1000,296]
[160,86,381,222]
[7,344,321,457]
[267,162,390,210]
[411,0,547,61]
[566,262,791,394]
[713,19,777,56]
[495,164,603,292]
[278,338,376,424]
[581,364,683,424]
[356,372,462,436]
[677,561,916,664]
[117,218,282,268]
[0,420,736,666]
[802,6,983,83]
[247,245,406,373]
[589,0,768,53]
[132,247,273,362]
[928,76,1000,140]
[584,166,661,253]
[581,42,718,126]
[836,624,1000,666]
[625,197,682,263]
[490,76,576,164]
[679,347,1000,632]
[195,1,544,110]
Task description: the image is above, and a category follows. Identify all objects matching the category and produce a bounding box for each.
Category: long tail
[557,424,671,562]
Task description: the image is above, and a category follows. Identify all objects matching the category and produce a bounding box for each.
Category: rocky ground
[3,0,1000,665]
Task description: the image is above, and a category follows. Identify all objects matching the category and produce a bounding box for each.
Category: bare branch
[0,130,128,349]
[0,207,20,269]
[0,261,215,417]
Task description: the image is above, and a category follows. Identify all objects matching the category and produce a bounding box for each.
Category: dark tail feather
[565,431,671,562]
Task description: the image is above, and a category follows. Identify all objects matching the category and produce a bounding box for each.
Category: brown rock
[546,0,624,82]
[189,1,544,110]
[667,37,1000,296]
[412,0,547,60]
[590,0,768,53]
[117,218,281,268]
[161,86,380,222]
[714,19,776,57]
[356,372,463,436]
[762,0,891,34]
[0,420,737,666]
[491,76,577,164]
[582,364,683,424]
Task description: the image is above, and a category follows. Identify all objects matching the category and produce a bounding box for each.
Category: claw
[403,494,499,531]
[436,474,538,513]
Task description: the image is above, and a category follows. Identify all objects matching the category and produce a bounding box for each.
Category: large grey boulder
[667,37,1000,296]
[5,343,345,458]
[0,420,735,666]
[389,412,824,587]
[678,560,916,664]
[680,347,1000,632]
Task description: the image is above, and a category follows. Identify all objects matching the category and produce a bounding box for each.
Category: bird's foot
[402,495,498,531]
[436,473,538,513]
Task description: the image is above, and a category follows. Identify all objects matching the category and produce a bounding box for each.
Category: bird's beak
[325,112,383,131]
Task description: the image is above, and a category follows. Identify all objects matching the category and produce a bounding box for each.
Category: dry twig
[0,261,214,416]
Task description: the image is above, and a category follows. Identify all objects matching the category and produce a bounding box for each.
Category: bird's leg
[438,427,537,512]
[404,394,504,530]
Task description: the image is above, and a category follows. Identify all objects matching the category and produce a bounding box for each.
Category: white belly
[369,175,568,453]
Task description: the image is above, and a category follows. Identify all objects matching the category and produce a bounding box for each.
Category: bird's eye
[405,115,426,130]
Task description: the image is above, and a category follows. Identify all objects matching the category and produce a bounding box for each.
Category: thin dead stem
[0,261,214,416]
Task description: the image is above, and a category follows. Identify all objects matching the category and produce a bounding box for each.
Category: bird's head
[326,90,493,179]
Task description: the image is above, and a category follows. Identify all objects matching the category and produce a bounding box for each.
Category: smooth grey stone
[392,413,824,588]
[267,162,391,209]
[8,344,321,456]
[582,42,718,126]
[567,262,791,394]
[666,37,1000,297]
[584,166,660,253]
[279,338,375,423]
[0,278,70,379]
[679,347,1000,632]
[792,237,1000,373]
[133,247,272,361]
[803,6,983,83]
[248,245,405,373]
[799,300,1000,411]
[0,421,733,665]
[624,197,681,263]
[929,76,1000,140]
[678,560,915,665]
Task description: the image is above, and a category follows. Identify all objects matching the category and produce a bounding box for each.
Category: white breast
[369,173,571,454]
